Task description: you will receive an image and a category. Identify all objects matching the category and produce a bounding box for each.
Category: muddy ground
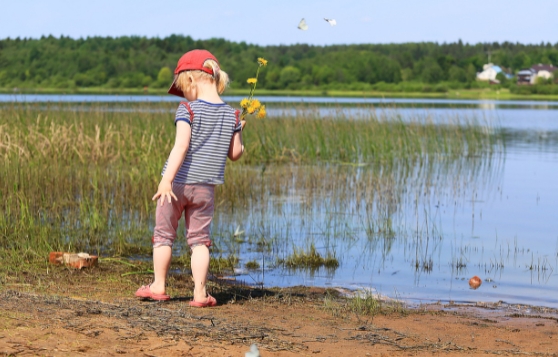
[0,261,557,356]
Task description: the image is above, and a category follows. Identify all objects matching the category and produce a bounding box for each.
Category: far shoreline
[2,87,558,101]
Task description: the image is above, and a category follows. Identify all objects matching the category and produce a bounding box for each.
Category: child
[135,49,244,307]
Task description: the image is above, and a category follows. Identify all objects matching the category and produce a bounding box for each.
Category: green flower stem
[241,64,263,121]
[248,65,261,100]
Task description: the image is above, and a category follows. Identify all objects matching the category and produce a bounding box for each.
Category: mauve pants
[152,183,215,248]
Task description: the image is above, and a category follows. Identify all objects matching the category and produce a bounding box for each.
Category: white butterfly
[324,18,337,26]
[298,18,308,31]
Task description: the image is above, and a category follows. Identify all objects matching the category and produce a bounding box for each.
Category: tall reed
[240,107,496,165]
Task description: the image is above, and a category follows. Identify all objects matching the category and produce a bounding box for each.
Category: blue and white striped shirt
[162,100,241,185]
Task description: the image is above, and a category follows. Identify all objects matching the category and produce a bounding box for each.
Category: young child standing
[135,49,244,307]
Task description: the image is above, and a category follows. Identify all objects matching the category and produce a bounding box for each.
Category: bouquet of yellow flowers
[240,57,268,121]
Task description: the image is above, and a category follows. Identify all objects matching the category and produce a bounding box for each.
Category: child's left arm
[228,120,245,161]
[153,121,192,205]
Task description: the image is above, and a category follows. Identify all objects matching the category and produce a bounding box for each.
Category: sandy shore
[1,262,557,356]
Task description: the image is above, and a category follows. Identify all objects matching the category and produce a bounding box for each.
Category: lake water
[3,94,558,308]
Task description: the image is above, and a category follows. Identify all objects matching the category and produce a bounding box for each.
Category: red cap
[167,49,219,98]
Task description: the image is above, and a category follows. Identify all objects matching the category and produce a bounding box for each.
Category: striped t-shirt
[161,100,241,185]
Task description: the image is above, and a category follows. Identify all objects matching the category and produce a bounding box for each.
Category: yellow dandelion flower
[250,99,261,110]
[238,56,269,121]
[256,105,266,119]
[257,57,268,66]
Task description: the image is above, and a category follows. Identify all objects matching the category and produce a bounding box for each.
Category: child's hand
[152,179,177,205]
[241,120,246,131]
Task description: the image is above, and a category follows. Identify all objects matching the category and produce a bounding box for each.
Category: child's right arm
[152,120,192,205]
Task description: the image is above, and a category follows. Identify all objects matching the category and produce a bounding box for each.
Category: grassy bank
[0,102,498,272]
[2,86,558,101]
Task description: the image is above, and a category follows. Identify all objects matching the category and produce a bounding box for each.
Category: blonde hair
[175,59,229,95]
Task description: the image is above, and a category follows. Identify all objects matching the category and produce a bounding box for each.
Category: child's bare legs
[191,244,210,302]
[149,245,172,294]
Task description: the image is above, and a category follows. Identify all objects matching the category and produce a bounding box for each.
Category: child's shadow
[152,286,279,305]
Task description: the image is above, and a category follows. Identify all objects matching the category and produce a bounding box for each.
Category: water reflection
[199,123,558,307]
[2,93,558,110]
[4,99,556,133]
[501,129,558,154]
[194,143,507,297]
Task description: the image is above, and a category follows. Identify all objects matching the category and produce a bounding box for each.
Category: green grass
[0,102,499,271]
[323,289,407,317]
[228,87,558,101]
[245,260,261,269]
[279,243,339,270]
[347,290,382,315]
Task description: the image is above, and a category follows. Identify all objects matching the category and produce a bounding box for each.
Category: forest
[1,35,558,94]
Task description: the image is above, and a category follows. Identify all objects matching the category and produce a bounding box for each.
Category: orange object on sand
[469,276,482,289]
[49,252,98,269]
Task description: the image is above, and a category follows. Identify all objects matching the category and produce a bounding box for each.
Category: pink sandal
[135,285,170,301]
[189,294,217,307]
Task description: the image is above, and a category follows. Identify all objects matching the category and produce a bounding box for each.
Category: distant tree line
[1,35,557,93]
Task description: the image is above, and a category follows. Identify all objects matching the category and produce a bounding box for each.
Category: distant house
[532,64,557,81]
[476,63,513,83]
[517,68,536,85]
[517,64,557,85]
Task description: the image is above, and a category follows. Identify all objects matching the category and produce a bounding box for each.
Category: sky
[0,0,557,46]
